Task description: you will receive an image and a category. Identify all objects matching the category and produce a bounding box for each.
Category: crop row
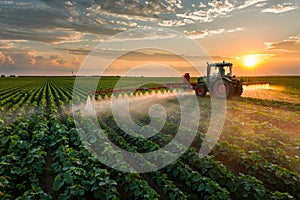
[103,116,294,199]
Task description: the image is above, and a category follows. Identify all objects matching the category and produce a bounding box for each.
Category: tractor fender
[222,77,233,83]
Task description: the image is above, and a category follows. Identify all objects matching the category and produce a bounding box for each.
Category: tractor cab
[207,62,233,85]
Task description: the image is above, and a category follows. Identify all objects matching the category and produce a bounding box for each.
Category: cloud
[262,3,297,14]
[0,52,5,65]
[8,51,43,66]
[255,3,267,8]
[71,57,81,67]
[103,27,181,43]
[0,40,16,49]
[5,56,14,65]
[109,20,138,27]
[1,0,292,47]
[176,0,236,24]
[27,57,36,65]
[40,0,173,29]
[174,0,268,25]
[265,35,300,52]
[238,0,267,9]
[0,1,118,44]
[209,28,226,34]
[0,0,279,45]
[199,2,206,8]
[227,27,245,33]
[184,30,209,39]
[62,48,91,55]
[49,29,85,44]
[0,1,72,40]
[158,19,194,27]
[0,51,14,65]
[25,52,42,65]
[0,27,85,44]
[184,27,244,39]
[176,11,211,23]
[208,0,235,15]
[0,49,76,74]
[50,54,66,66]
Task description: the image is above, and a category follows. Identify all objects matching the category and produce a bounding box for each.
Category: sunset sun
[243,54,259,68]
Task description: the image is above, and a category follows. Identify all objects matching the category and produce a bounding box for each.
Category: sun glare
[243,54,259,67]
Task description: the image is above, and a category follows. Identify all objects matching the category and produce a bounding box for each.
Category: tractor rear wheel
[211,79,234,99]
[195,85,207,97]
[235,83,243,97]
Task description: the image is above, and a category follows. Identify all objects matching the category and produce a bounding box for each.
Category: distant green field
[1,75,299,101]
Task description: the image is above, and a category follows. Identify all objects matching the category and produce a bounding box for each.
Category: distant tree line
[1,75,17,77]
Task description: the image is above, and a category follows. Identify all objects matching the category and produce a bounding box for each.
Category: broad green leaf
[52,175,64,191]
[64,172,73,184]
[0,177,9,187]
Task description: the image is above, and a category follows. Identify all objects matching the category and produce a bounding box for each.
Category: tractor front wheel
[195,85,207,97]
[211,80,234,99]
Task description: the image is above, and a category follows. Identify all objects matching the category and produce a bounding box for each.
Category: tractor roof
[208,62,233,67]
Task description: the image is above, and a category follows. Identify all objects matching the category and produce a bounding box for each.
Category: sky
[0,0,299,76]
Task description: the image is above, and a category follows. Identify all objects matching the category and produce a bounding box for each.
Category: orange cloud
[265,35,300,53]
[5,56,14,65]
[71,57,81,67]
[0,51,14,65]
[50,54,66,66]
[0,52,5,65]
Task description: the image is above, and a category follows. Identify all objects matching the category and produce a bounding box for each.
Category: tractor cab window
[218,66,232,77]
[211,67,220,77]
[210,66,232,77]
[222,66,232,76]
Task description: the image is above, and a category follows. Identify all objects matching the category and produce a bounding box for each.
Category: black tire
[211,79,234,99]
[235,83,243,97]
[195,85,207,97]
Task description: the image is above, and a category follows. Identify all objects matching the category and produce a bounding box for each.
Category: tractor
[91,61,243,99]
[191,61,243,99]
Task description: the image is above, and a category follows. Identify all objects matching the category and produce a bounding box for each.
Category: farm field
[241,76,300,104]
[0,76,299,200]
